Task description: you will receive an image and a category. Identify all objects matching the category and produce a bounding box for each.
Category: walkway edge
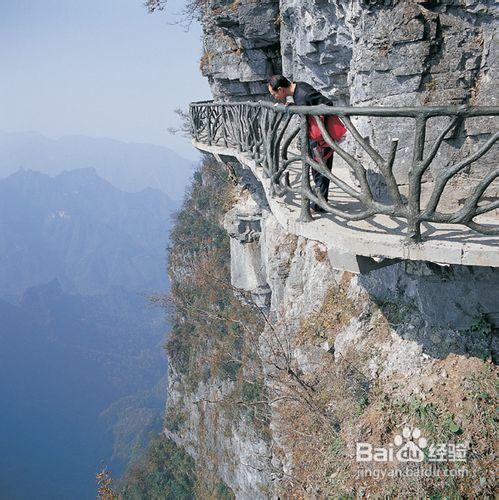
[194,141,499,269]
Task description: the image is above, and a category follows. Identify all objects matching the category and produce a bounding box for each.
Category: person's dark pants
[310,146,333,212]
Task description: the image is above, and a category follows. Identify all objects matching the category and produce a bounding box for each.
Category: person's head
[268,75,292,101]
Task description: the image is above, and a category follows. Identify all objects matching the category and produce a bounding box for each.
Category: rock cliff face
[165,1,498,497]
[200,0,497,199]
[202,0,496,106]
[217,163,497,497]
[281,0,498,190]
[200,0,281,100]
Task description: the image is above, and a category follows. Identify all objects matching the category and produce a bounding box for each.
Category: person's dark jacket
[292,81,333,107]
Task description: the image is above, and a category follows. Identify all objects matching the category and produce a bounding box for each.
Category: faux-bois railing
[190,100,499,242]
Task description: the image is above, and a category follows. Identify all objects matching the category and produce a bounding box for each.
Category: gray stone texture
[278,0,498,205]
[170,1,498,496]
[201,0,498,205]
[227,168,499,494]
[200,0,281,100]
[223,190,272,307]
[165,376,272,499]
[192,155,499,496]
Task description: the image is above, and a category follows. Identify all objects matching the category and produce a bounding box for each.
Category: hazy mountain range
[0,131,196,201]
[0,280,166,500]
[0,166,177,499]
[0,168,173,299]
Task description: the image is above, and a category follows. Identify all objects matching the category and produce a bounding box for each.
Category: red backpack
[307,114,347,161]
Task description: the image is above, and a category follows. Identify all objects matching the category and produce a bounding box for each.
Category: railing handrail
[191,100,499,118]
[189,100,499,243]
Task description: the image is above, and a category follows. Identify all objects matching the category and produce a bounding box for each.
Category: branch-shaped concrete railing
[190,100,498,242]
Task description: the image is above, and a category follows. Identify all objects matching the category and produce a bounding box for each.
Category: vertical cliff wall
[201,0,496,106]
[201,0,497,199]
[163,1,498,497]
[200,0,281,100]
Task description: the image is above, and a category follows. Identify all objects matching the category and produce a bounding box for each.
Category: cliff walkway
[190,100,499,271]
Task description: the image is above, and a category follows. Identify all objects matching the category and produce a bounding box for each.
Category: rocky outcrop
[280,0,497,200]
[165,152,497,496]
[201,0,498,199]
[165,376,272,498]
[223,191,272,308]
[280,0,496,107]
[221,165,498,496]
[200,0,280,100]
[164,1,498,497]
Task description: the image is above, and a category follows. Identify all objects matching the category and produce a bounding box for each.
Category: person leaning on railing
[268,75,346,213]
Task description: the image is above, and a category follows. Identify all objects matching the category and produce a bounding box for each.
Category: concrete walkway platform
[194,141,499,271]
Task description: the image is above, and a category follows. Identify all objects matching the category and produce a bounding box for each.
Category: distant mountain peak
[0,168,173,298]
[11,167,45,177]
[0,131,196,200]
[19,278,64,311]
[55,167,100,181]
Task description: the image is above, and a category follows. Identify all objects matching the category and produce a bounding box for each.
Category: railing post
[194,106,199,142]
[299,114,312,223]
[236,105,243,153]
[189,106,195,141]
[221,106,228,148]
[407,115,426,242]
[206,106,212,146]
[189,100,499,240]
[254,107,261,158]
[196,107,201,143]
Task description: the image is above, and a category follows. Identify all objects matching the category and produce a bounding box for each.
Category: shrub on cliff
[145,0,207,23]
[119,434,195,499]
[166,157,262,392]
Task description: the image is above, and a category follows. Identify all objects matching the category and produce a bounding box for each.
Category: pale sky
[0,0,211,158]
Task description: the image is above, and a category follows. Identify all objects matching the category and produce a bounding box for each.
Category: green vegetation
[119,434,196,499]
[122,158,264,496]
[224,375,270,435]
[376,299,418,328]
[118,432,236,499]
[164,401,188,434]
[464,314,493,337]
[166,158,263,393]
[460,314,494,360]
[391,397,458,442]
[213,480,236,500]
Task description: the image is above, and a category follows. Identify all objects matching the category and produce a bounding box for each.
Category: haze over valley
[0,144,192,498]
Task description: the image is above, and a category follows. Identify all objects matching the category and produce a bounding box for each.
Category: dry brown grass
[295,273,359,346]
[268,273,497,497]
[229,0,240,12]
[313,243,328,262]
[199,50,214,72]
[96,469,117,500]
[270,343,370,497]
